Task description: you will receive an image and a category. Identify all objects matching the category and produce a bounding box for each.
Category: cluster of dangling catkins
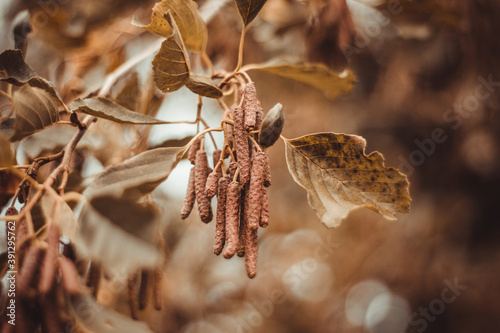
[181,83,272,278]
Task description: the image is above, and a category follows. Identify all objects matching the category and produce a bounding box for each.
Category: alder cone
[223,181,240,259]
[259,103,284,149]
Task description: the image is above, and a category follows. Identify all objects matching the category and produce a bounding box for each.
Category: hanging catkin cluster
[181,82,275,278]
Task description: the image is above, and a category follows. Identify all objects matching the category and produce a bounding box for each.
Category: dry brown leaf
[134,0,208,53]
[41,194,78,243]
[0,133,14,167]
[152,12,191,93]
[242,58,355,100]
[284,133,410,228]
[186,74,223,98]
[112,71,140,111]
[234,0,268,26]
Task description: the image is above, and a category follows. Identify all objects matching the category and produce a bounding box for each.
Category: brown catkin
[222,181,240,259]
[188,137,201,164]
[39,222,60,294]
[214,176,230,255]
[195,150,213,223]
[227,161,238,178]
[153,267,163,310]
[42,288,64,333]
[262,150,271,187]
[181,167,196,219]
[213,149,223,173]
[245,227,258,278]
[59,256,80,295]
[138,270,150,310]
[233,106,250,184]
[18,245,45,300]
[237,185,249,257]
[224,124,234,158]
[255,103,264,130]
[205,169,221,199]
[243,82,258,130]
[86,261,101,298]
[247,151,266,230]
[260,187,270,228]
[128,272,139,320]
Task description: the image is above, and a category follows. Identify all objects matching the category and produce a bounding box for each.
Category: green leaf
[242,58,355,100]
[77,196,162,277]
[234,0,268,26]
[186,74,223,98]
[41,194,78,242]
[83,146,185,200]
[152,12,191,93]
[133,0,208,53]
[259,103,284,148]
[70,294,155,333]
[10,85,61,141]
[0,133,14,167]
[71,97,171,125]
[284,133,411,228]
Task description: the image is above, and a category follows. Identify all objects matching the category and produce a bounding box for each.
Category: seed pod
[237,185,249,257]
[227,161,238,178]
[233,106,250,184]
[59,256,80,295]
[128,272,139,320]
[243,82,258,130]
[245,227,258,278]
[214,176,230,255]
[39,222,60,294]
[181,168,196,219]
[205,169,221,199]
[188,137,201,164]
[86,261,101,298]
[262,150,271,187]
[260,187,270,228]
[138,270,150,310]
[18,245,45,300]
[222,181,240,259]
[195,150,213,223]
[259,103,284,149]
[153,267,163,310]
[247,151,266,230]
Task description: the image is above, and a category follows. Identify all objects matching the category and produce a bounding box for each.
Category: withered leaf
[84,146,184,200]
[41,194,78,242]
[70,295,154,333]
[152,12,191,93]
[242,58,355,100]
[134,0,208,53]
[284,133,410,228]
[10,85,61,141]
[259,103,284,148]
[71,97,171,125]
[77,197,161,277]
[234,0,268,26]
[186,74,223,98]
[0,49,65,105]
[112,71,140,111]
[0,133,14,167]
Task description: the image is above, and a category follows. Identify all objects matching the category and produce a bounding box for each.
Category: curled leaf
[259,103,284,148]
[152,12,190,93]
[71,97,170,125]
[284,133,410,228]
[186,74,223,98]
[234,0,268,26]
[242,58,355,100]
[133,0,207,53]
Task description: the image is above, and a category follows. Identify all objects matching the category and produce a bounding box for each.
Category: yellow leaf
[134,0,207,53]
[284,133,410,228]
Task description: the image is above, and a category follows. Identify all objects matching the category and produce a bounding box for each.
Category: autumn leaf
[83,146,185,200]
[70,295,155,333]
[284,133,410,228]
[71,97,171,125]
[77,196,162,277]
[133,0,208,53]
[234,0,268,26]
[259,103,284,148]
[10,85,61,141]
[186,74,223,98]
[242,58,355,100]
[41,194,78,242]
[152,12,191,93]
[112,71,140,111]
[0,133,14,167]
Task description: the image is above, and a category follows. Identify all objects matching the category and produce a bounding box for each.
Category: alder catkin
[205,169,221,199]
[255,104,264,130]
[247,151,266,230]
[213,149,223,173]
[262,150,271,187]
[233,106,250,184]
[237,185,249,257]
[222,181,240,259]
[188,137,201,164]
[245,227,258,279]
[227,161,238,178]
[214,176,230,255]
[181,167,196,219]
[39,222,60,294]
[153,267,163,310]
[18,245,45,300]
[224,124,234,158]
[42,288,65,333]
[195,150,213,223]
[59,256,80,295]
[138,270,150,310]
[128,272,139,320]
[260,187,270,228]
[243,82,258,130]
